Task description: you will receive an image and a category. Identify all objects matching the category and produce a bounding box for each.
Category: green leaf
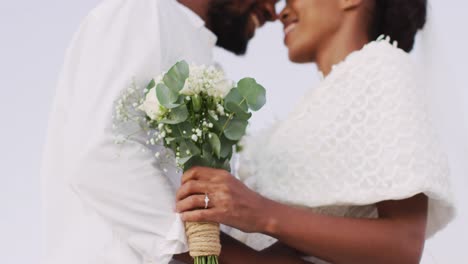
[224,88,248,112]
[178,156,193,165]
[163,61,189,92]
[156,83,180,108]
[224,118,248,141]
[207,133,221,158]
[235,143,244,153]
[237,78,266,111]
[147,79,156,90]
[185,140,201,156]
[219,135,234,159]
[183,156,210,172]
[208,114,228,133]
[201,143,214,164]
[179,139,201,157]
[222,159,232,172]
[160,104,188,124]
[225,101,252,120]
[172,121,193,138]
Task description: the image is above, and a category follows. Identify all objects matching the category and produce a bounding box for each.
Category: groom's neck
[178,0,210,23]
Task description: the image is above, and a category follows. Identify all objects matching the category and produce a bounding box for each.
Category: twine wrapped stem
[185,221,221,259]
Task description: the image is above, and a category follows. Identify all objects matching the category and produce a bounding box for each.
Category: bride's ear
[339,0,363,10]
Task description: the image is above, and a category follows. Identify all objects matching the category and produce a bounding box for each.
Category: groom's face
[207,0,278,55]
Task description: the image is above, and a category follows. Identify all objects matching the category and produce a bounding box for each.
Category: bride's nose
[279,6,291,25]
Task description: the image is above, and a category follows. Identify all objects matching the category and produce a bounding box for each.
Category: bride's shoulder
[331,36,418,87]
[356,36,415,72]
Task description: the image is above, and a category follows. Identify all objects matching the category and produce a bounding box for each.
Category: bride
[175,0,454,263]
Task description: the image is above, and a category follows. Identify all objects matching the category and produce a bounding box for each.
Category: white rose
[138,87,165,120]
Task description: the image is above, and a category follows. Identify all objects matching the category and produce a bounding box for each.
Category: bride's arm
[173,233,308,264]
[176,167,428,264]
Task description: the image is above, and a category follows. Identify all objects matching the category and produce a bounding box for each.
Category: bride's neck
[315,27,370,76]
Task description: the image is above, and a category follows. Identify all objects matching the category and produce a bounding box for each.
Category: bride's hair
[370,0,427,52]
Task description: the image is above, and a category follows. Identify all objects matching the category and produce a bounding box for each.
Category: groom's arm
[174,233,309,264]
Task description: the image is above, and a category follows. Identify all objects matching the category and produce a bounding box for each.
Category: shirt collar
[174,1,218,46]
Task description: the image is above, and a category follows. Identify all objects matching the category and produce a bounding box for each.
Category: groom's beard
[207,1,253,55]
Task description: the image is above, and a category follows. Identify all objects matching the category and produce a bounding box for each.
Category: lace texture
[236,40,454,254]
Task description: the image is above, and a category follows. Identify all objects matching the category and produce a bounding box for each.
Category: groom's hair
[206,0,255,55]
[370,0,427,52]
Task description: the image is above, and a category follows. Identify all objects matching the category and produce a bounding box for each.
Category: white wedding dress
[231,38,455,263]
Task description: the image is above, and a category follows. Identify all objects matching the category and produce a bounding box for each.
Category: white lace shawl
[238,39,454,240]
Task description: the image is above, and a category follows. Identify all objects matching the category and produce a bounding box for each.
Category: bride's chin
[288,50,312,63]
[287,47,303,63]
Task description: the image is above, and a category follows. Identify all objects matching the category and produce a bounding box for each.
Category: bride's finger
[180,208,220,223]
[176,180,215,201]
[181,166,222,184]
[176,194,214,213]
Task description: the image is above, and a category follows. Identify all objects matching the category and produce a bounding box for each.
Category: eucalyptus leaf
[185,139,201,156]
[178,156,193,165]
[219,135,234,159]
[224,88,248,111]
[184,156,210,171]
[156,83,180,108]
[174,121,193,138]
[160,104,188,124]
[225,101,252,120]
[237,78,266,111]
[163,61,189,92]
[147,79,156,90]
[201,143,214,164]
[224,118,247,141]
[208,114,228,133]
[222,159,232,172]
[207,133,221,158]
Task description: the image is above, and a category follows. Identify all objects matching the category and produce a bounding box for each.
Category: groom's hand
[175,167,273,234]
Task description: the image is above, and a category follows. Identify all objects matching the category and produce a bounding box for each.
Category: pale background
[0,0,467,263]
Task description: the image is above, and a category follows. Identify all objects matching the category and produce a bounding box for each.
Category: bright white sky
[0,0,466,263]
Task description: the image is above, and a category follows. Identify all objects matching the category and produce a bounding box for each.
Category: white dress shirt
[41,1,216,263]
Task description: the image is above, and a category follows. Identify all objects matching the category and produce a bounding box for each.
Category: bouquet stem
[185,222,221,264]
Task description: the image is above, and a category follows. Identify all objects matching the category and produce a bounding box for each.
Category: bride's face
[280,0,343,63]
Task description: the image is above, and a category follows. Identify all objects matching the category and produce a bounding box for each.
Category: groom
[41,0,277,264]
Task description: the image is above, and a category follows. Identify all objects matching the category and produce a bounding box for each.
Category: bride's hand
[175,166,272,233]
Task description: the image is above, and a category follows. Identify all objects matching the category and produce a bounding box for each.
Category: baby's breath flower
[216,104,225,115]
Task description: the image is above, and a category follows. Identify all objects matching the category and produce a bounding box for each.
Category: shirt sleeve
[57,0,187,262]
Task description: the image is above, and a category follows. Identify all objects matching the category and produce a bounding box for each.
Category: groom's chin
[211,23,251,55]
[216,39,249,55]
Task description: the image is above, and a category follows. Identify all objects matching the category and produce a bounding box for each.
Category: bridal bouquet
[114,61,266,264]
